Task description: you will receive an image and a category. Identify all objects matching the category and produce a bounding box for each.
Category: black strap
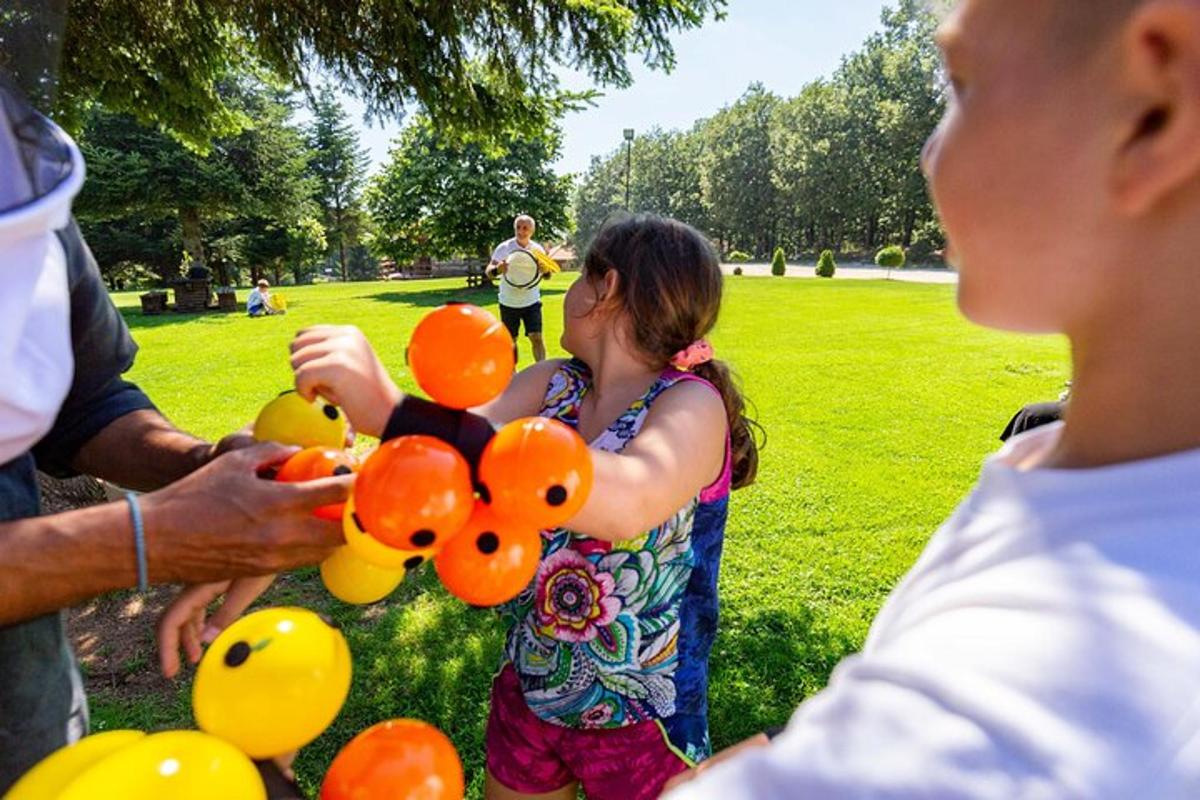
[381,395,496,474]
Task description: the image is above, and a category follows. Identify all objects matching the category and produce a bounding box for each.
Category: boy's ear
[1113,0,1200,215]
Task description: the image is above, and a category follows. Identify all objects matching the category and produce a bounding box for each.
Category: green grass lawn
[97,276,1068,795]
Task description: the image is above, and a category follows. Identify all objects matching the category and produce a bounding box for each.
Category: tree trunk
[273,263,283,286]
[179,207,206,273]
[902,209,917,247]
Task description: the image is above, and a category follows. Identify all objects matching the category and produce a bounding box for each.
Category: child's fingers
[293,357,346,407]
[289,326,339,353]
[202,574,277,642]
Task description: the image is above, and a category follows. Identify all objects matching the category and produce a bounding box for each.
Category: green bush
[770,247,786,277]
[816,249,836,278]
[733,266,744,276]
[875,245,906,269]
[727,250,752,263]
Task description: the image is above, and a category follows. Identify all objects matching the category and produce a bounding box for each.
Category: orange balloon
[320,719,464,800]
[435,503,541,606]
[275,447,358,521]
[407,303,514,408]
[353,436,473,552]
[477,417,593,530]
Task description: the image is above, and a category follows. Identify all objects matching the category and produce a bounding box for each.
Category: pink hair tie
[670,339,714,370]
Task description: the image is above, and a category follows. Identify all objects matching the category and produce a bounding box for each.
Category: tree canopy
[368,118,572,262]
[36,0,725,148]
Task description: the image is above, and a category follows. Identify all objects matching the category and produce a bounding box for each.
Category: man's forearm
[0,503,139,625]
[70,409,212,491]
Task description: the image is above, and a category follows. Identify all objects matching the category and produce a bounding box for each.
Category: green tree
[571,153,629,256]
[700,84,780,257]
[771,246,786,277]
[875,244,906,279]
[307,86,370,281]
[75,79,317,282]
[368,117,571,263]
[28,0,724,148]
[816,249,837,278]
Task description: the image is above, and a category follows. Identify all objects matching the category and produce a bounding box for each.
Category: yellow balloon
[342,494,432,570]
[56,731,264,800]
[321,545,405,604]
[3,730,145,800]
[193,607,352,759]
[253,390,347,449]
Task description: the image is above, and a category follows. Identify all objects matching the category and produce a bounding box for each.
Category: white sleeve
[666,655,1050,800]
[490,241,508,263]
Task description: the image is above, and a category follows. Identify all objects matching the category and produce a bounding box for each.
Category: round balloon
[275,446,358,520]
[353,436,473,553]
[56,731,264,800]
[193,607,351,759]
[321,545,405,604]
[253,390,347,449]
[4,730,145,800]
[320,719,464,800]
[342,494,427,571]
[406,303,514,408]
[435,503,541,607]
[477,417,593,530]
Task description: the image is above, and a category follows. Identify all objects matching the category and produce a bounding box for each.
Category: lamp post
[623,128,635,209]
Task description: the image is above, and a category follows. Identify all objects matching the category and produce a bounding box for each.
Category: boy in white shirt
[487,214,550,363]
[667,1,1200,797]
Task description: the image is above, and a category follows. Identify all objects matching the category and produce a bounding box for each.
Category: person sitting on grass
[665,0,1200,797]
[247,278,276,317]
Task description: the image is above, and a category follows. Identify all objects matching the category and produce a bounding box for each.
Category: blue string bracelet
[125,492,148,593]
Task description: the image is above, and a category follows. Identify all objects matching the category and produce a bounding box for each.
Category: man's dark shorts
[500,302,543,338]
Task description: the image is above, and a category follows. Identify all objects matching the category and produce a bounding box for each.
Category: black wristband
[381,395,496,471]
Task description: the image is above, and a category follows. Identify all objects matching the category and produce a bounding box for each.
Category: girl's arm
[567,381,726,543]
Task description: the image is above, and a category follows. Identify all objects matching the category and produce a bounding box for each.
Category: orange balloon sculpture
[320,719,464,800]
[353,436,473,552]
[477,417,593,530]
[274,447,358,521]
[407,303,514,409]
[435,503,541,607]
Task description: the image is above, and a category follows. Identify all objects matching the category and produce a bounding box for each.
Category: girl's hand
[157,574,276,678]
[290,325,402,438]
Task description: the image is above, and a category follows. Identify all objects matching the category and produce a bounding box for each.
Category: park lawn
[96,276,1068,796]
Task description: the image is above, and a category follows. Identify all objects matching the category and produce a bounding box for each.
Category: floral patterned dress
[500,358,732,764]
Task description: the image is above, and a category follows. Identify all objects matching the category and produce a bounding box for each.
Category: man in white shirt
[666,0,1200,796]
[486,214,550,363]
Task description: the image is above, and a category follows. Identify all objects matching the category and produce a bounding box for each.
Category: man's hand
[290,325,401,438]
[140,442,351,583]
[660,733,771,796]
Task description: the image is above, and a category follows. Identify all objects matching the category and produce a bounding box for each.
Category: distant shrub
[816,249,836,278]
[733,266,744,276]
[727,250,752,263]
[770,247,786,277]
[875,245,906,269]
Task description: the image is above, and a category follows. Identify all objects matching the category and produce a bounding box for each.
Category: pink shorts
[485,665,691,800]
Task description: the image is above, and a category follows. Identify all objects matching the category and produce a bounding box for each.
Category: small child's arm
[566,381,726,542]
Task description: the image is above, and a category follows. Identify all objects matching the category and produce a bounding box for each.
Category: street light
[623,128,635,209]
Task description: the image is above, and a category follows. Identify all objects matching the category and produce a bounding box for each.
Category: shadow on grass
[367,284,567,309]
[707,605,859,749]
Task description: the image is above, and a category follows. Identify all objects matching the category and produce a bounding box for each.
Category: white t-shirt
[670,422,1200,800]
[490,237,547,309]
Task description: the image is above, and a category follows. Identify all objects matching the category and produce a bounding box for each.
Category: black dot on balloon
[445,301,466,307]
[411,529,436,548]
[477,532,500,555]
[546,485,568,507]
[323,405,340,421]
[224,641,251,668]
[405,555,424,570]
[332,465,352,476]
[351,512,365,532]
[476,482,492,505]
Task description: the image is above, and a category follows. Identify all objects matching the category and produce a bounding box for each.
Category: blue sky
[325,1,893,177]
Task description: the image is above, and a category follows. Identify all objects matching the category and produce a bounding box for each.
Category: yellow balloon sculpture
[253,390,347,449]
[321,545,405,605]
[55,731,264,800]
[193,607,352,759]
[3,730,145,800]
